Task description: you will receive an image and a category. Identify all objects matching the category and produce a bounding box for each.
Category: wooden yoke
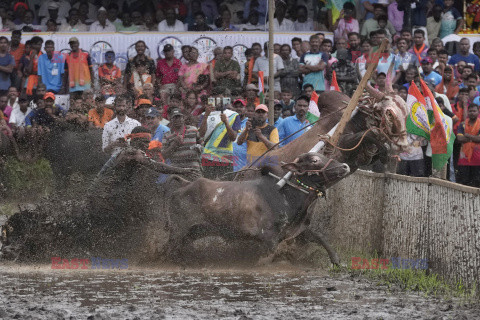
[324,38,389,155]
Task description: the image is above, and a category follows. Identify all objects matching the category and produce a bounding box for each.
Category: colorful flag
[406,80,455,170]
[306,91,320,123]
[330,70,341,92]
[258,71,265,104]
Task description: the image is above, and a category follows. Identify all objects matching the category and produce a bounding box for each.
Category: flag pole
[268,0,275,125]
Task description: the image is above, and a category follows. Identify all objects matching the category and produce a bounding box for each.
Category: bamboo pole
[268,0,275,125]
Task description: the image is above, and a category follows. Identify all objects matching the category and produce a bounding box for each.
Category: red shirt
[10,43,24,69]
[156,58,181,85]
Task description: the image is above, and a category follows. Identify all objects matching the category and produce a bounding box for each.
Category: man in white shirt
[102,96,141,155]
[253,42,285,92]
[158,8,185,32]
[9,94,31,139]
[269,1,293,32]
[59,8,88,32]
[39,1,67,27]
[294,5,313,31]
[38,0,71,21]
[7,86,19,110]
[89,7,116,32]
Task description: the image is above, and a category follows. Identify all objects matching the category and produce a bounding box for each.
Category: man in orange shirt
[98,51,121,98]
[88,95,113,128]
[9,30,24,89]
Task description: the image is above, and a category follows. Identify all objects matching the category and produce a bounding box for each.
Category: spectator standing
[299,35,327,93]
[279,44,300,98]
[291,37,304,60]
[65,37,94,97]
[214,46,241,94]
[277,96,311,147]
[9,30,24,89]
[156,44,181,102]
[237,104,279,166]
[178,47,210,97]
[158,8,186,32]
[388,0,403,34]
[0,36,15,96]
[188,12,213,31]
[59,8,88,32]
[333,3,359,41]
[395,38,419,73]
[88,95,114,128]
[331,48,358,96]
[245,43,262,86]
[124,41,156,93]
[398,0,428,38]
[162,108,203,180]
[427,5,442,44]
[37,40,65,94]
[397,134,426,177]
[408,29,429,64]
[89,7,116,32]
[24,36,43,96]
[449,38,480,73]
[232,98,248,172]
[98,51,121,98]
[102,96,141,155]
[361,4,396,38]
[253,42,284,93]
[456,104,480,187]
[438,0,464,39]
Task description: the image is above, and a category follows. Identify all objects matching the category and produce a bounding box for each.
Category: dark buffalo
[165,152,350,265]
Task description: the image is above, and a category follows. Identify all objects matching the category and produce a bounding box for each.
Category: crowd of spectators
[0,0,478,188]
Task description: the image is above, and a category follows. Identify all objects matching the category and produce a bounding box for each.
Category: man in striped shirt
[162,108,203,180]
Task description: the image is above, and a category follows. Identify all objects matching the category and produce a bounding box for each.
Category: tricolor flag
[258,71,265,104]
[406,80,455,170]
[306,91,320,123]
[330,70,341,92]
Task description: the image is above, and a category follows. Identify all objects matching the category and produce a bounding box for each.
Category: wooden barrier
[312,170,480,285]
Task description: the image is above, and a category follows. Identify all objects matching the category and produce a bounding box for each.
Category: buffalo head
[282,152,350,191]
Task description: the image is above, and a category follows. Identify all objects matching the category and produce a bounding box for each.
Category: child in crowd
[280,89,295,113]
[98,51,122,98]
[130,60,152,96]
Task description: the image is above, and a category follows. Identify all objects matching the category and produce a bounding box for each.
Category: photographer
[237,104,279,167]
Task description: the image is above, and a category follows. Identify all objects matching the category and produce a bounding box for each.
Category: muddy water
[0,265,477,320]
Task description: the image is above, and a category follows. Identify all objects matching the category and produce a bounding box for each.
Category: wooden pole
[325,38,389,152]
[268,0,275,125]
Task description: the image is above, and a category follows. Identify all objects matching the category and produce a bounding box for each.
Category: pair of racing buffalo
[0,89,408,266]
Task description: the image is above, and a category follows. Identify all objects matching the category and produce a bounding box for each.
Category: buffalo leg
[298,229,340,266]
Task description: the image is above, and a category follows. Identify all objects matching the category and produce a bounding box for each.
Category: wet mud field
[0,264,478,320]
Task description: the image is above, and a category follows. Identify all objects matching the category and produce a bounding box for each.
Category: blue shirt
[448,54,480,72]
[277,115,310,147]
[300,51,328,92]
[152,123,170,142]
[422,71,442,86]
[0,53,15,90]
[38,53,65,92]
[233,117,248,172]
[274,117,284,128]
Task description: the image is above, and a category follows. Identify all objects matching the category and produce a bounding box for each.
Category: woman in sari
[178,47,210,97]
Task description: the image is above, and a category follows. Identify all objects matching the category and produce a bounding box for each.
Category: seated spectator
[12,2,28,26]
[7,86,19,110]
[157,0,188,21]
[361,4,395,39]
[143,12,158,31]
[98,51,121,98]
[162,108,203,181]
[134,96,154,126]
[269,1,293,32]
[279,44,300,98]
[102,96,141,155]
[0,94,12,122]
[219,0,242,25]
[45,19,58,32]
[9,93,30,138]
[25,92,66,128]
[302,83,314,99]
[178,47,210,97]
[16,9,41,32]
[421,57,442,86]
[408,29,429,63]
[237,104,279,166]
[456,104,480,187]
[28,83,46,109]
[37,40,65,94]
[435,66,459,101]
[107,3,121,26]
[131,10,146,31]
[216,8,239,31]
[146,106,169,144]
[158,8,185,32]
[39,0,71,22]
[59,8,87,32]
[331,48,358,96]
[198,99,241,178]
[427,48,439,70]
[253,42,284,93]
[241,10,264,31]
[116,12,140,32]
[449,38,480,73]
[188,12,213,31]
[294,5,313,31]
[72,0,97,23]
[213,46,241,94]
[333,3,358,41]
[88,95,114,128]
[439,0,464,39]
[89,7,116,32]
[65,96,88,128]
[40,1,67,27]
[277,96,311,147]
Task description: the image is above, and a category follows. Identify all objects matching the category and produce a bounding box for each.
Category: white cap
[106,97,115,105]
[98,6,106,12]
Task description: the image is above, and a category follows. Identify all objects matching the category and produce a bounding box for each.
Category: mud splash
[0,264,477,319]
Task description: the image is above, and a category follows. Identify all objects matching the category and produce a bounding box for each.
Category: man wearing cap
[39,0,71,21]
[232,99,248,172]
[88,95,113,128]
[135,96,154,126]
[145,107,170,142]
[37,40,65,94]
[162,108,203,180]
[277,95,311,147]
[24,92,66,128]
[237,104,279,166]
[40,1,67,27]
[421,58,442,87]
[102,96,141,155]
[89,7,116,32]
[64,37,94,97]
[59,8,88,32]
[245,83,259,108]
[156,44,181,102]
